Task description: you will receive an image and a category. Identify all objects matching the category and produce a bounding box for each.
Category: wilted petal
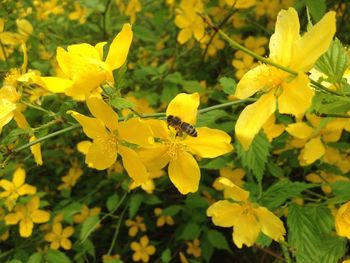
[278,73,314,117]
[168,151,200,194]
[235,91,276,150]
[186,127,233,158]
[269,8,300,66]
[207,200,241,227]
[166,93,199,125]
[105,24,133,70]
[255,207,285,241]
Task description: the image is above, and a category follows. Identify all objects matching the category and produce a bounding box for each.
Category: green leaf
[164,72,183,84]
[61,202,83,223]
[201,157,231,169]
[178,222,201,240]
[143,195,162,205]
[161,249,171,263]
[162,205,182,216]
[133,25,157,42]
[306,0,326,22]
[80,215,100,241]
[315,39,349,84]
[129,193,143,218]
[182,80,205,93]
[207,230,230,250]
[196,110,229,127]
[287,204,334,263]
[311,93,350,115]
[266,162,284,178]
[106,194,119,212]
[329,181,350,204]
[110,97,134,110]
[319,236,347,263]
[185,193,208,209]
[161,83,178,104]
[219,77,236,95]
[260,180,317,210]
[28,252,44,263]
[255,232,272,248]
[236,131,270,184]
[45,250,71,263]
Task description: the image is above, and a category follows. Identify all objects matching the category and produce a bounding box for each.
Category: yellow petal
[67,43,101,60]
[61,238,72,250]
[286,122,314,139]
[31,210,50,223]
[68,111,106,139]
[335,202,350,239]
[119,145,149,184]
[85,140,117,170]
[234,64,269,99]
[94,42,107,60]
[40,77,73,93]
[185,127,233,158]
[145,119,169,140]
[118,118,154,146]
[53,223,62,234]
[192,22,204,41]
[300,136,325,165]
[30,136,43,165]
[207,200,241,227]
[175,15,190,28]
[233,213,261,248]
[17,184,36,196]
[166,93,199,125]
[278,73,314,117]
[77,140,91,154]
[177,28,192,44]
[168,151,200,194]
[291,11,336,72]
[215,177,249,201]
[13,167,25,188]
[19,218,34,237]
[13,110,29,129]
[138,145,171,171]
[4,213,21,225]
[105,24,133,70]
[62,226,74,237]
[269,8,300,66]
[86,96,118,132]
[235,91,276,150]
[0,179,13,191]
[255,207,285,241]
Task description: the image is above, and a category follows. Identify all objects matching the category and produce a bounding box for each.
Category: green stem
[79,191,128,244]
[21,101,56,116]
[198,98,256,114]
[281,242,292,263]
[107,204,128,255]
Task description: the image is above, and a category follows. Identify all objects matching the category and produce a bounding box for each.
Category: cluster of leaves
[1,0,350,263]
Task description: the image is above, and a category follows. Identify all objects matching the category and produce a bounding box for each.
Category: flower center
[260,66,287,93]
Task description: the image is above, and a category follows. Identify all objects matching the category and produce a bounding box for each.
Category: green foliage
[315,39,349,84]
[306,0,326,22]
[219,77,236,95]
[236,131,270,185]
[206,230,230,251]
[45,250,71,263]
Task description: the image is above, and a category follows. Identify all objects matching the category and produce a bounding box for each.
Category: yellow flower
[44,223,74,250]
[5,196,50,237]
[174,0,205,44]
[68,2,88,24]
[234,36,268,59]
[130,235,156,262]
[73,205,100,224]
[125,216,147,237]
[286,115,343,165]
[335,201,350,239]
[225,0,255,8]
[306,171,349,194]
[0,167,36,211]
[121,93,155,117]
[186,239,201,258]
[262,114,285,142]
[139,93,233,194]
[102,254,121,262]
[232,55,257,80]
[234,8,336,150]
[58,162,83,190]
[40,24,133,100]
[214,168,246,199]
[129,169,164,194]
[207,178,285,248]
[154,208,174,227]
[69,96,153,184]
[200,34,225,58]
[125,0,142,23]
